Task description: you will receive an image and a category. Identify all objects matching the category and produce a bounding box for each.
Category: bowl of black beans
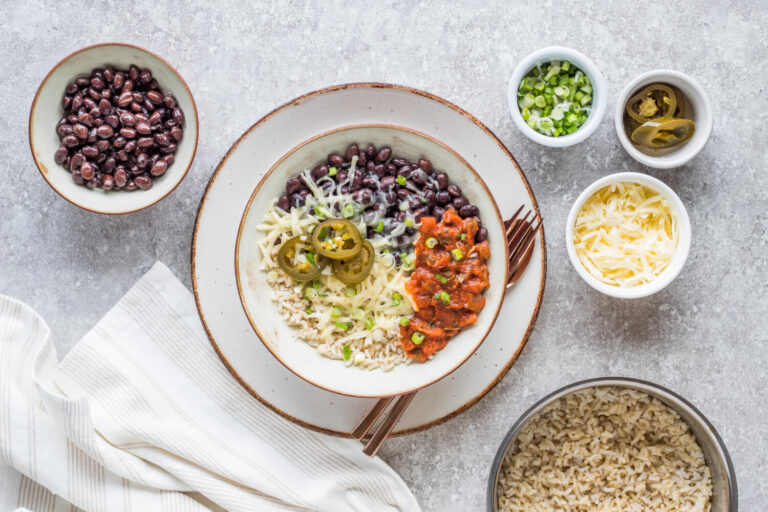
[29,42,198,214]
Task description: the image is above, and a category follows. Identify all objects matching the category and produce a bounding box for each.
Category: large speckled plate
[192,83,546,436]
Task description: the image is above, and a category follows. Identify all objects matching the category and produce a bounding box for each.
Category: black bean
[61,95,72,110]
[391,157,408,168]
[357,152,367,166]
[71,169,84,185]
[81,145,99,158]
[353,188,373,205]
[411,169,427,185]
[154,132,170,146]
[447,184,462,197]
[365,144,377,158]
[384,189,397,203]
[418,158,433,174]
[459,205,480,218]
[433,206,445,221]
[350,170,363,190]
[137,137,154,148]
[54,146,68,164]
[320,180,334,195]
[102,157,116,172]
[344,144,359,161]
[285,178,301,194]
[373,164,386,178]
[379,175,395,191]
[435,172,448,190]
[172,107,184,125]
[396,188,411,201]
[452,197,468,209]
[311,164,328,180]
[87,127,98,143]
[408,195,422,210]
[475,227,488,242]
[375,147,391,162]
[170,126,183,142]
[361,175,377,190]
[163,94,177,109]
[135,174,153,190]
[96,125,114,139]
[289,193,305,207]
[393,211,406,222]
[80,161,95,180]
[63,134,80,147]
[101,173,114,190]
[56,123,74,137]
[436,191,450,205]
[424,190,436,207]
[397,166,412,178]
[70,153,86,169]
[160,142,177,154]
[414,207,431,222]
[334,168,348,183]
[150,160,167,177]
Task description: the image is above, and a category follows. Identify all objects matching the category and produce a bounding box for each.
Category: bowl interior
[615,71,712,168]
[565,172,691,299]
[236,125,507,397]
[29,43,198,214]
[488,379,736,512]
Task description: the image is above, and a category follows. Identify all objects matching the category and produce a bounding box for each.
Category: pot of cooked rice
[487,377,737,512]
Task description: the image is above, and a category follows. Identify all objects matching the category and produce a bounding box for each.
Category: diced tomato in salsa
[400,210,490,362]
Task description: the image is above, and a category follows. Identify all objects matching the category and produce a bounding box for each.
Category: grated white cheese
[573,182,679,287]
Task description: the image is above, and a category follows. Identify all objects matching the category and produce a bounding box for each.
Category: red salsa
[400,209,490,361]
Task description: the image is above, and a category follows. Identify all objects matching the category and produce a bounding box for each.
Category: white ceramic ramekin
[508,46,607,148]
[615,70,712,169]
[565,172,691,299]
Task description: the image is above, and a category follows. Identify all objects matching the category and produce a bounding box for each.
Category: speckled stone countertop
[2,1,766,510]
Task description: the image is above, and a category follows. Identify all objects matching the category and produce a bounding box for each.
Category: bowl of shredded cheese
[565,172,691,298]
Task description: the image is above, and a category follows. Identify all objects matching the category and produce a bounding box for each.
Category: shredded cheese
[573,182,678,287]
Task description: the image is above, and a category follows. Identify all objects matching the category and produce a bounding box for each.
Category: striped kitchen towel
[0,262,420,512]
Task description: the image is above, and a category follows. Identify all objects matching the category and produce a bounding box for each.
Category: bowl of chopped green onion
[508,47,606,147]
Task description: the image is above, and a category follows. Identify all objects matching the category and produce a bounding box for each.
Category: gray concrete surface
[1,1,766,510]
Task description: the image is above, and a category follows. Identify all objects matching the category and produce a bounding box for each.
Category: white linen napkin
[0,262,420,512]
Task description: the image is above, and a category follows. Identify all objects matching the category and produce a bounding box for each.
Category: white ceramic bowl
[508,46,607,148]
[235,124,509,398]
[615,70,712,169]
[565,172,691,299]
[29,42,199,214]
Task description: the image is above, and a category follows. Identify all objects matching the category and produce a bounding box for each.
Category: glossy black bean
[452,197,468,209]
[384,189,397,203]
[391,157,408,168]
[285,177,301,194]
[397,166,412,178]
[433,206,446,221]
[336,169,348,183]
[435,172,448,190]
[327,153,344,167]
[353,188,373,205]
[375,147,391,162]
[424,189,436,207]
[408,195,422,210]
[414,207,431,222]
[373,164,386,178]
[344,144,359,161]
[396,188,411,201]
[475,227,488,242]
[436,191,450,205]
[362,175,378,190]
[447,184,462,197]
[357,152,367,166]
[135,174,153,190]
[350,170,363,190]
[150,160,168,177]
[418,158,433,174]
[311,164,328,180]
[290,193,305,207]
[459,205,480,218]
[410,169,428,185]
[54,146,68,164]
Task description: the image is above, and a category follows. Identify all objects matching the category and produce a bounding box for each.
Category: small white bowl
[565,172,691,299]
[508,46,607,148]
[615,70,712,169]
[29,42,199,214]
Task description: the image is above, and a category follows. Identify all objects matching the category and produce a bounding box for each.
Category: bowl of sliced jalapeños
[615,69,713,169]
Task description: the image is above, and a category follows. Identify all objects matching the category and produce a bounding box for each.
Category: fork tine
[503,205,525,231]
[505,211,531,239]
[507,218,541,287]
[507,213,535,260]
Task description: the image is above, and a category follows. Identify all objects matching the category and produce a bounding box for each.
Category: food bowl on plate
[566,172,691,299]
[508,46,607,148]
[29,42,198,214]
[235,124,509,398]
[487,377,737,512]
[615,70,712,169]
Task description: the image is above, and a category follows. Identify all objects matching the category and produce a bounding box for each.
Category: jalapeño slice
[626,84,677,123]
[332,240,375,285]
[311,219,363,260]
[630,117,696,150]
[276,235,327,281]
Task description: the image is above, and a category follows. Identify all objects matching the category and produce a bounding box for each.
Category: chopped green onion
[435,273,448,284]
[392,292,402,306]
[331,306,342,318]
[459,233,466,241]
[399,317,410,327]
[304,287,317,299]
[305,306,313,314]
[343,345,351,360]
[580,94,592,106]
[328,166,338,177]
[562,60,571,71]
[451,248,463,261]
[317,292,328,297]
[345,286,356,298]
[375,221,384,233]
[335,321,349,331]
[439,291,451,305]
[396,175,406,185]
[314,205,325,218]
[365,317,374,330]
[425,237,438,249]
[317,227,327,240]
[342,204,355,218]
[518,93,535,109]
[305,252,316,265]
[411,332,425,345]
[351,308,364,320]
[534,95,546,108]
[404,217,414,227]
[312,280,321,290]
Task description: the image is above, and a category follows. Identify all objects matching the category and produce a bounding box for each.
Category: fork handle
[352,396,394,440]
[363,391,417,457]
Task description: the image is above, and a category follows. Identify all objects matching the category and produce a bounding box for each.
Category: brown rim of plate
[28,41,199,215]
[234,123,509,398]
[191,82,547,438]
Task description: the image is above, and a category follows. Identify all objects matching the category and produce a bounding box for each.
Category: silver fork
[353,205,542,456]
